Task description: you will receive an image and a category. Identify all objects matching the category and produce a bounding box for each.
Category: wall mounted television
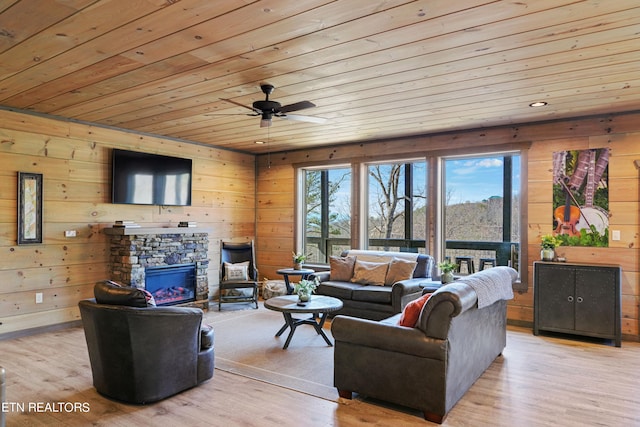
[111,149,192,206]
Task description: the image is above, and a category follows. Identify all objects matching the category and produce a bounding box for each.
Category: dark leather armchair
[79,281,214,404]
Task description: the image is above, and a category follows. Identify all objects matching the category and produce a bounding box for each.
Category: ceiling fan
[220,84,327,127]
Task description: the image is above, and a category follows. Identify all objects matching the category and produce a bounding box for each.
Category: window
[296,149,526,286]
[441,153,521,273]
[301,167,352,263]
[366,161,427,252]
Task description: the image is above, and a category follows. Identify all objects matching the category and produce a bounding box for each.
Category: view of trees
[367,163,426,250]
[303,155,520,266]
[304,169,351,261]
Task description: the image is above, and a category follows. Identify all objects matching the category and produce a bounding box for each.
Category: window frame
[294,144,528,290]
[361,158,428,252]
[436,150,525,284]
[295,164,354,263]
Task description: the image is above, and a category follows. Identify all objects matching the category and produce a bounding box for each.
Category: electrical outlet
[35,292,43,304]
[65,230,77,237]
[612,230,621,241]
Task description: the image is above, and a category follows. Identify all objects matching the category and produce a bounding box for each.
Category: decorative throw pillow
[350,260,389,286]
[329,256,356,281]
[224,261,250,281]
[384,257,417,285]
[398,293,433,327]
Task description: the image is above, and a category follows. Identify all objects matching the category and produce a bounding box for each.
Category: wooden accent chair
[219,240,259,310]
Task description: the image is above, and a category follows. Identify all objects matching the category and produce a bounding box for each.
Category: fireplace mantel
[104,226,212,236]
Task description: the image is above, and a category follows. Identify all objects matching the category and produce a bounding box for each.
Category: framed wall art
[552,148,609,247]
[17,172,43,245]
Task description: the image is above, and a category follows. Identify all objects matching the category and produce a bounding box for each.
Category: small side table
[276,268,315,294]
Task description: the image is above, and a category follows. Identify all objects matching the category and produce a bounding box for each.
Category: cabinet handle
[567,296,574,302]
[577,296,583,303]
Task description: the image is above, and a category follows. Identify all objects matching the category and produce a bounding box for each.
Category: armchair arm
[200,324,214,350]
[197,324,215,384]
[331,315,446,360]
[416,282,477,339]
[310,271,331,282]
[391,278,426,311]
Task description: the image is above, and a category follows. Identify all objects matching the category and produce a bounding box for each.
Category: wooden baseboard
[507,319,533,328]
[0,320,82,341]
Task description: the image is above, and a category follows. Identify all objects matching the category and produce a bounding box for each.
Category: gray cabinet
[534,261,621,347]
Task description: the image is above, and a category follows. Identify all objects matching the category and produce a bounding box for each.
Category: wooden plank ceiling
[1,0,639,154]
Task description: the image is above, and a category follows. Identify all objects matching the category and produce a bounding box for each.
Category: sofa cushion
[316,281,362,300]
[398,292,433,327]
[94,280,156,307]
[350,260,389,286]
[385,258,417,285]
[329,256,356,281]
[351,285,393,304]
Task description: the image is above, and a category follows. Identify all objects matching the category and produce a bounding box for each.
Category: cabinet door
[575,268,616,335]
[536,265,575,331]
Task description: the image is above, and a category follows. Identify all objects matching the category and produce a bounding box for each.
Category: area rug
[204,303,338,401]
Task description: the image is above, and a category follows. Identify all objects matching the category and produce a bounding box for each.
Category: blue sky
[445,156,520,204]
[324,155,520,208]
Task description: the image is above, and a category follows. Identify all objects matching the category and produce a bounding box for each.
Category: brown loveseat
[79,281,214,404]
[311,250,436,321]
[331,266,518,423]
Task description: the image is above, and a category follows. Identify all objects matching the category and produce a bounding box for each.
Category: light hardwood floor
[2,316,639,426]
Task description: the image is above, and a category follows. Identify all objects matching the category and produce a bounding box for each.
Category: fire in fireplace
[145,264,196,306]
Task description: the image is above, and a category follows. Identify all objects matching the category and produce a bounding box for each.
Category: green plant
[292,251,309,263]
[554,226,609,247]
[438,261,457,274]
[540,234,561,249]
[293,278,318,295]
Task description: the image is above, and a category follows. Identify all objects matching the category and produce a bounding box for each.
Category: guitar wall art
[552,148,610,247]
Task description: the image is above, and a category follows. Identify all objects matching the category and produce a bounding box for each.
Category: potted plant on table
[540,234,561,261]
[292,251,309,270]
[438,261,458,284]
[293,278,319,303]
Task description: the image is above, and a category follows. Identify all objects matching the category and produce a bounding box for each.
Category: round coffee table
[264,295,343,349]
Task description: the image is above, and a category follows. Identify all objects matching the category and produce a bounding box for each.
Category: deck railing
[305,237,518,271]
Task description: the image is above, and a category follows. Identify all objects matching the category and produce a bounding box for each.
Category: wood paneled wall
[0,109,256,338]
[256,112,640,341]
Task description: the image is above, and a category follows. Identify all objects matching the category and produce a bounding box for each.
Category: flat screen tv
[111,149,192,206]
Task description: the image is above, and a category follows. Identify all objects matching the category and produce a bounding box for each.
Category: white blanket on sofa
[458,266,516,308]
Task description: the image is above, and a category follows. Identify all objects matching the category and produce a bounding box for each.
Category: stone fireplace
[104,227,210,309]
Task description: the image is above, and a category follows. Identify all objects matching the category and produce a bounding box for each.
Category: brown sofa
[331,266,518,423]
[311,250,436,321]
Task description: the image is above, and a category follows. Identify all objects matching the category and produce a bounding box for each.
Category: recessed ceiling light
[529,101,548,107]
[255,140,265,144]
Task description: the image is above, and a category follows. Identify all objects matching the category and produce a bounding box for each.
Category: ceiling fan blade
[281,114,327,124]
[220,98,260,113]
[278,100,316,113]
[204,112,255,116]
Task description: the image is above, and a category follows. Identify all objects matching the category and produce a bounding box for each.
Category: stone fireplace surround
[104,227,210,309]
